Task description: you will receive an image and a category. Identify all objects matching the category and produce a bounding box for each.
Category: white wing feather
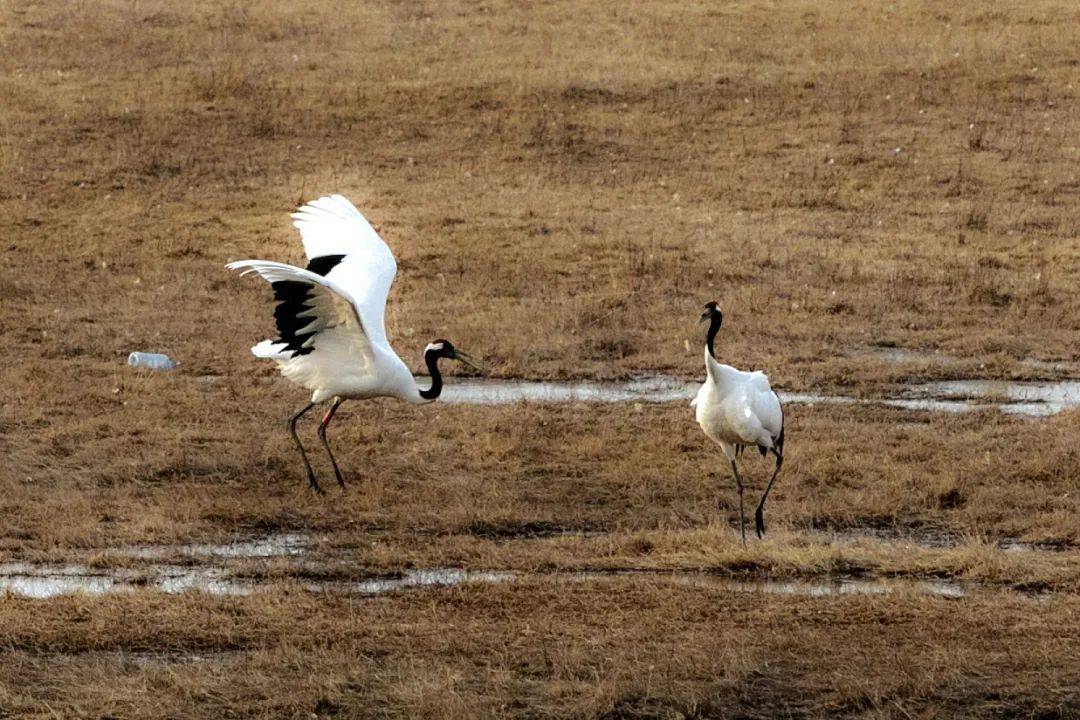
[291,194,397,348]
[252,339,290,359]
[702,352,784,445]
[747,386,784,439]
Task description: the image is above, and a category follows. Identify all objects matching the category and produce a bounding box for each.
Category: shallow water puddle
[0,532,308,598]
[441,378,1080,417]
[0,563,1008,601]
[120,532,309,560]
[340,569,971,600]
[906,380,1080,417]
[442,377,698,405]
[805,527,1075,553]
[344,569,517,595]
[577,572,968,599]
[0,563,250,599]
[852,347,1080,374]
[0,563,519,599]
[3,529,1067,599]
[0,563,119,598]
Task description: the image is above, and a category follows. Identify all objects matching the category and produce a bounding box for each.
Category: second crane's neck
[418,347,444,401]
[705,313,723,360]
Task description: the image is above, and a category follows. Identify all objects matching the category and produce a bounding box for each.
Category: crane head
[700,301,722,325]
[426,339,486,374]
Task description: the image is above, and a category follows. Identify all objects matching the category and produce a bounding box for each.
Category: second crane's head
[699,301,723,326]
[699,301,723,358]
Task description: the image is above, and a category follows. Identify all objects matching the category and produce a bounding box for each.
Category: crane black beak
[699,311,711,324]
[450,348,486,374]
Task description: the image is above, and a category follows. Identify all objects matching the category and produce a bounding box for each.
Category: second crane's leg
[287,402,322,494]
[729,458,746,546]
[755,448,784,539]
[317,397,346,488]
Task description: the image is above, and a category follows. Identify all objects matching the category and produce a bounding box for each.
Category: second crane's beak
[699,311,711,324]
[450,347,486,374]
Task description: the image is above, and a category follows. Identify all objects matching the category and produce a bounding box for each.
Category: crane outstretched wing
[291,195,397,347]
[225,260,375,370]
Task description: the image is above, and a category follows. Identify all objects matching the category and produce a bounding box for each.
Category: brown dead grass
[2,1,1079,384]
[0,584,1076,719]
[2,0,1080,716]
[2,376,1077,553]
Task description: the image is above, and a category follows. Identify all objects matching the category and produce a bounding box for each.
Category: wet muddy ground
[10,350,1078,603]
[2,530,1073,600]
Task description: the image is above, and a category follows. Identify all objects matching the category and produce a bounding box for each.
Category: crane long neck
[705,314,722,359]
[418,349,444,400]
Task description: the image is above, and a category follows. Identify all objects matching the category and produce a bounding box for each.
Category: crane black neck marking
[705,313,723,359]
[419,347,444,400]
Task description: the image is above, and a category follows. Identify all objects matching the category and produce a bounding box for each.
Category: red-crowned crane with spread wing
[228,195,482,493]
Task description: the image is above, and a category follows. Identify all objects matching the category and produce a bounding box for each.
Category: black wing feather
[269,255,346,357]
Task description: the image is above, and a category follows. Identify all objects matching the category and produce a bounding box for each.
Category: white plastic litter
[127,352,177,370]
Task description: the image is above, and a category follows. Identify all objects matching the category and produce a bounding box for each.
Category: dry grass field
[1,1,1078,717]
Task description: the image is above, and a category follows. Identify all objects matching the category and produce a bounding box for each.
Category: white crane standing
[227,194,482,493]
[691,302,785,543]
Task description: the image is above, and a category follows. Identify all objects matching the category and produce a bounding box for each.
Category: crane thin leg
[729,459,746,546]
[287,402,322,494]
[755,449,784,538]
[317,397,346,488]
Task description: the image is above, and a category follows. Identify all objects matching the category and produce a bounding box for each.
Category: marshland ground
[1,1,1078,717]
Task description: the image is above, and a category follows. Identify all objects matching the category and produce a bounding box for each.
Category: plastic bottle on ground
[127,352,178,370]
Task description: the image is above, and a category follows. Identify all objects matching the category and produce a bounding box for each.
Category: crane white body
[693,350,782,455]
[261,327,423,405]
